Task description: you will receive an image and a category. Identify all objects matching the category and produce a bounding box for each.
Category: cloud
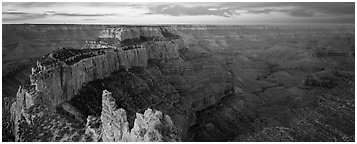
[273,3,354,17]
[2,9,117,23]
[147,4,275,17]
[2,2,354,24]
[4,2,64,8]
[218,2,354,17]
[3,2,146,9]
[83,18,97,21]
[147,3,353,18]
[85,2,145,8]
[148,5,216,16]
[294,2,354,16]
[246,8,276,14]
[2,10,29,15]
[2,13,46,21]
[288,9,315,17]
[2,10,45,21]
[3,10,116,17]
[50,12,116,17]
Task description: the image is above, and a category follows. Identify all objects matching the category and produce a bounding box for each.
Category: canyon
[2,24,355,142]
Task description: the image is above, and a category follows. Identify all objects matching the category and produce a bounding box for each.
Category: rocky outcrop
[82,40,116,49]
[99,27,163,41]
[10,85,47,141]
[84,116,101,142]
[100,90,177,142]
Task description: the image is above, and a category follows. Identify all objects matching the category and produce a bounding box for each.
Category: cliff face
[20,36,183,110]
[144,41,181,59]
[100,90,177,142]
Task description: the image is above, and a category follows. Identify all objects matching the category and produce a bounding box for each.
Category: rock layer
[99,27,163,41]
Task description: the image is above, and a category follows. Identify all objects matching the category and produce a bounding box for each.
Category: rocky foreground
[3,25,355,142]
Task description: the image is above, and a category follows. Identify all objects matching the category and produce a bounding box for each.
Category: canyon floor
[2,24,355,142]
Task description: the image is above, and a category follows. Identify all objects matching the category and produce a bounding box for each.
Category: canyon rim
[2,2,355,142]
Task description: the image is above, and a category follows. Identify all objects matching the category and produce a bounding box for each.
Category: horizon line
[2,23,355,26]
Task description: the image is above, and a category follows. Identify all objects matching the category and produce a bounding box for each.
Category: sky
[2,2,355,25]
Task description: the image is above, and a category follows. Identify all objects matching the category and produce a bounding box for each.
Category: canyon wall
[22,36,183,110]
[16,47,180,111]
